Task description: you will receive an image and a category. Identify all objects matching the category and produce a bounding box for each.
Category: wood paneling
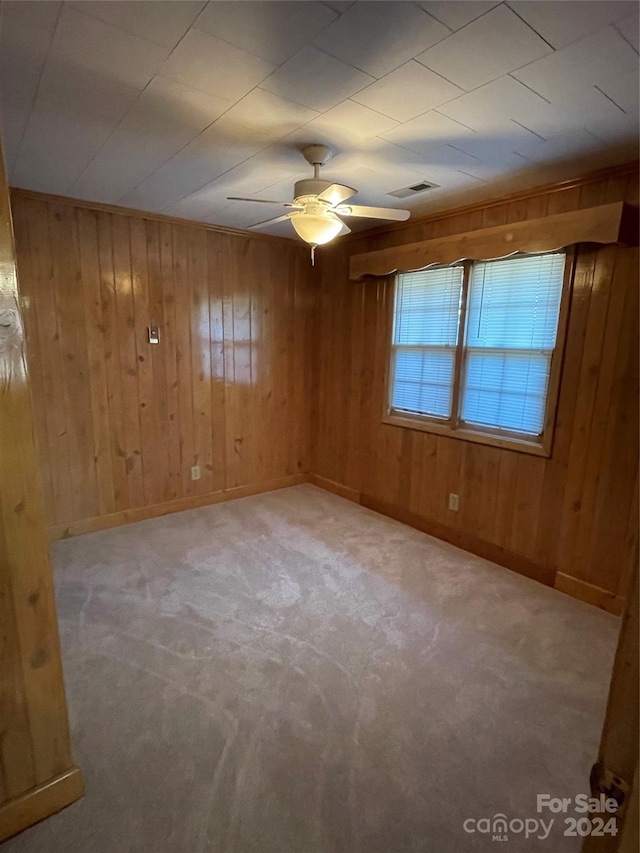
[10,192,313,537]
[0,143,82,839]
[313,164,639,611]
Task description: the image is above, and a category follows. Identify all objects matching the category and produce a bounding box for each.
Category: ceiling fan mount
[301,143,334,169]
[227,143,410,261]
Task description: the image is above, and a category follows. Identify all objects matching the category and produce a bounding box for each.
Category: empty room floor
[5,485,618,853]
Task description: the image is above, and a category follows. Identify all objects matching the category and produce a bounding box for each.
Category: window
[387,252,569,455]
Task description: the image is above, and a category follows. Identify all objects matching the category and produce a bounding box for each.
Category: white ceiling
[1,0,638,238]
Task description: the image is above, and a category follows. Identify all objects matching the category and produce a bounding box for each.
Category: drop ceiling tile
[253,176,303,202]
[331,138,461,192]
[215,200,292,230]
[0,17,54,75]
[322,1,355,12]
[119,121,270,210]
[438,76,576,139]
[0,1,62,34]
[455,152,531,182]
[590,113,640,148]
[513,26,639,102]
[597,70,639,116]
[259,45,374,112]
[219,89,319,141]
[196,1,337,64]
[0,67,40,177]
[67,1,206,48]
[410,142,481,170]
[515,129,603,164]
[416,2,501,31]
[449,121,560,159]
[175,149,304,214]
[71,78,231,203]
[351,60,463,122]
[297,99,399,149]
[48,6,169,90]
[13,65,140,194]
[416,4,552,90]
[313,2,449,78]
[381,110,474,155]
[615,9,640,51]
[165,195,230,224]
[508,1,636,50]
[159,28,276,101]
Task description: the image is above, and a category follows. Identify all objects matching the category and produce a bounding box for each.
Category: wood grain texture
[0,768,84,843]
[10,192,314,534]
[0,148,82,834]
[583,564,638,852]
[349,202,634,278]
[313,164,639,610]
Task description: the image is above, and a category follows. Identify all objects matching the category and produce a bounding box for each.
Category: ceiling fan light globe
[291,213,343,246]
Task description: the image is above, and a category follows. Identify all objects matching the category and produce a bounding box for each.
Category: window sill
[382,412,551,457]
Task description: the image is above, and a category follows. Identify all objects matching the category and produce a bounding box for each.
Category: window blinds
[391,266,463,418]
[460,252,565,435]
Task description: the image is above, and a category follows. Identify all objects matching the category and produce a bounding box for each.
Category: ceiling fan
[228,144,410,262]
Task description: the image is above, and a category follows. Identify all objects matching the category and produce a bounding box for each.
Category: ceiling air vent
[388,181,439,199]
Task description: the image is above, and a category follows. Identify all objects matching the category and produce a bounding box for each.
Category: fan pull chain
[311,245,315,266]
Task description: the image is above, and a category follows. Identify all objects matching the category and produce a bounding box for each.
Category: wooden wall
[312,164,639,613]
[0,146,82,839]
[11,192,313,538]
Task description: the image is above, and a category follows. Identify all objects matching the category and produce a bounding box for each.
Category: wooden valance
[350,202,637,280]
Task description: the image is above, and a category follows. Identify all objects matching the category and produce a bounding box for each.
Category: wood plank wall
[312,164,639,614]
[10,192,314,538]
[0,149,82,839]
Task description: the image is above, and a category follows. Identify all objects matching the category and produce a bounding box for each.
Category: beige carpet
[4,485,618,853]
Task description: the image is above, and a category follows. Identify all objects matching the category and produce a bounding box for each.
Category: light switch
[148,326,159,344]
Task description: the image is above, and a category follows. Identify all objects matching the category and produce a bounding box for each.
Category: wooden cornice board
[350,202,636,279]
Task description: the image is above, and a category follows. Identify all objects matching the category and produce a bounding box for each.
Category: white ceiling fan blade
[228,196,301,207]
[248,213,295,230]
[335,204,410,221]
[317,183,357,205]
[336,216,351,237]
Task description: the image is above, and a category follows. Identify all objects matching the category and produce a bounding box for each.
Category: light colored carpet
[5,484,618,853]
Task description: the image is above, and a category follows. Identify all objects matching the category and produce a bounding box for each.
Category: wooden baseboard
[360,493,556,587]
[554,572,624,615]
[0,767,84,843]
[307,473,362,503]
[48,474,306,540]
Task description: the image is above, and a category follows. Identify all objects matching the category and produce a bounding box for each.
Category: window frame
[383,249,575,457]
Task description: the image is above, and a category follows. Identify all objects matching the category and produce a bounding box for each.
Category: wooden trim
[540,247,575,456]
[350,203,632,279]
[308,473,362,503]
[0,768,84,843]
[360,492,556,586]
[554,572,624,615]
[9,187,304,248]
[344,160,639,242]
[450,262,470,430]
[48,474,306,540]
[382,413,550,456]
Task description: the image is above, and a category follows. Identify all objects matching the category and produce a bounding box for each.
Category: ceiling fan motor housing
[293,179,334,201]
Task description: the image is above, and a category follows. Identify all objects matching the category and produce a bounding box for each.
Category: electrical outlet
[448,493,459,511]
[191,465,201,481]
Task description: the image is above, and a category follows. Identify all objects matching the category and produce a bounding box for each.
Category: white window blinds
[460,252,565,435]
[391,266,463,419]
